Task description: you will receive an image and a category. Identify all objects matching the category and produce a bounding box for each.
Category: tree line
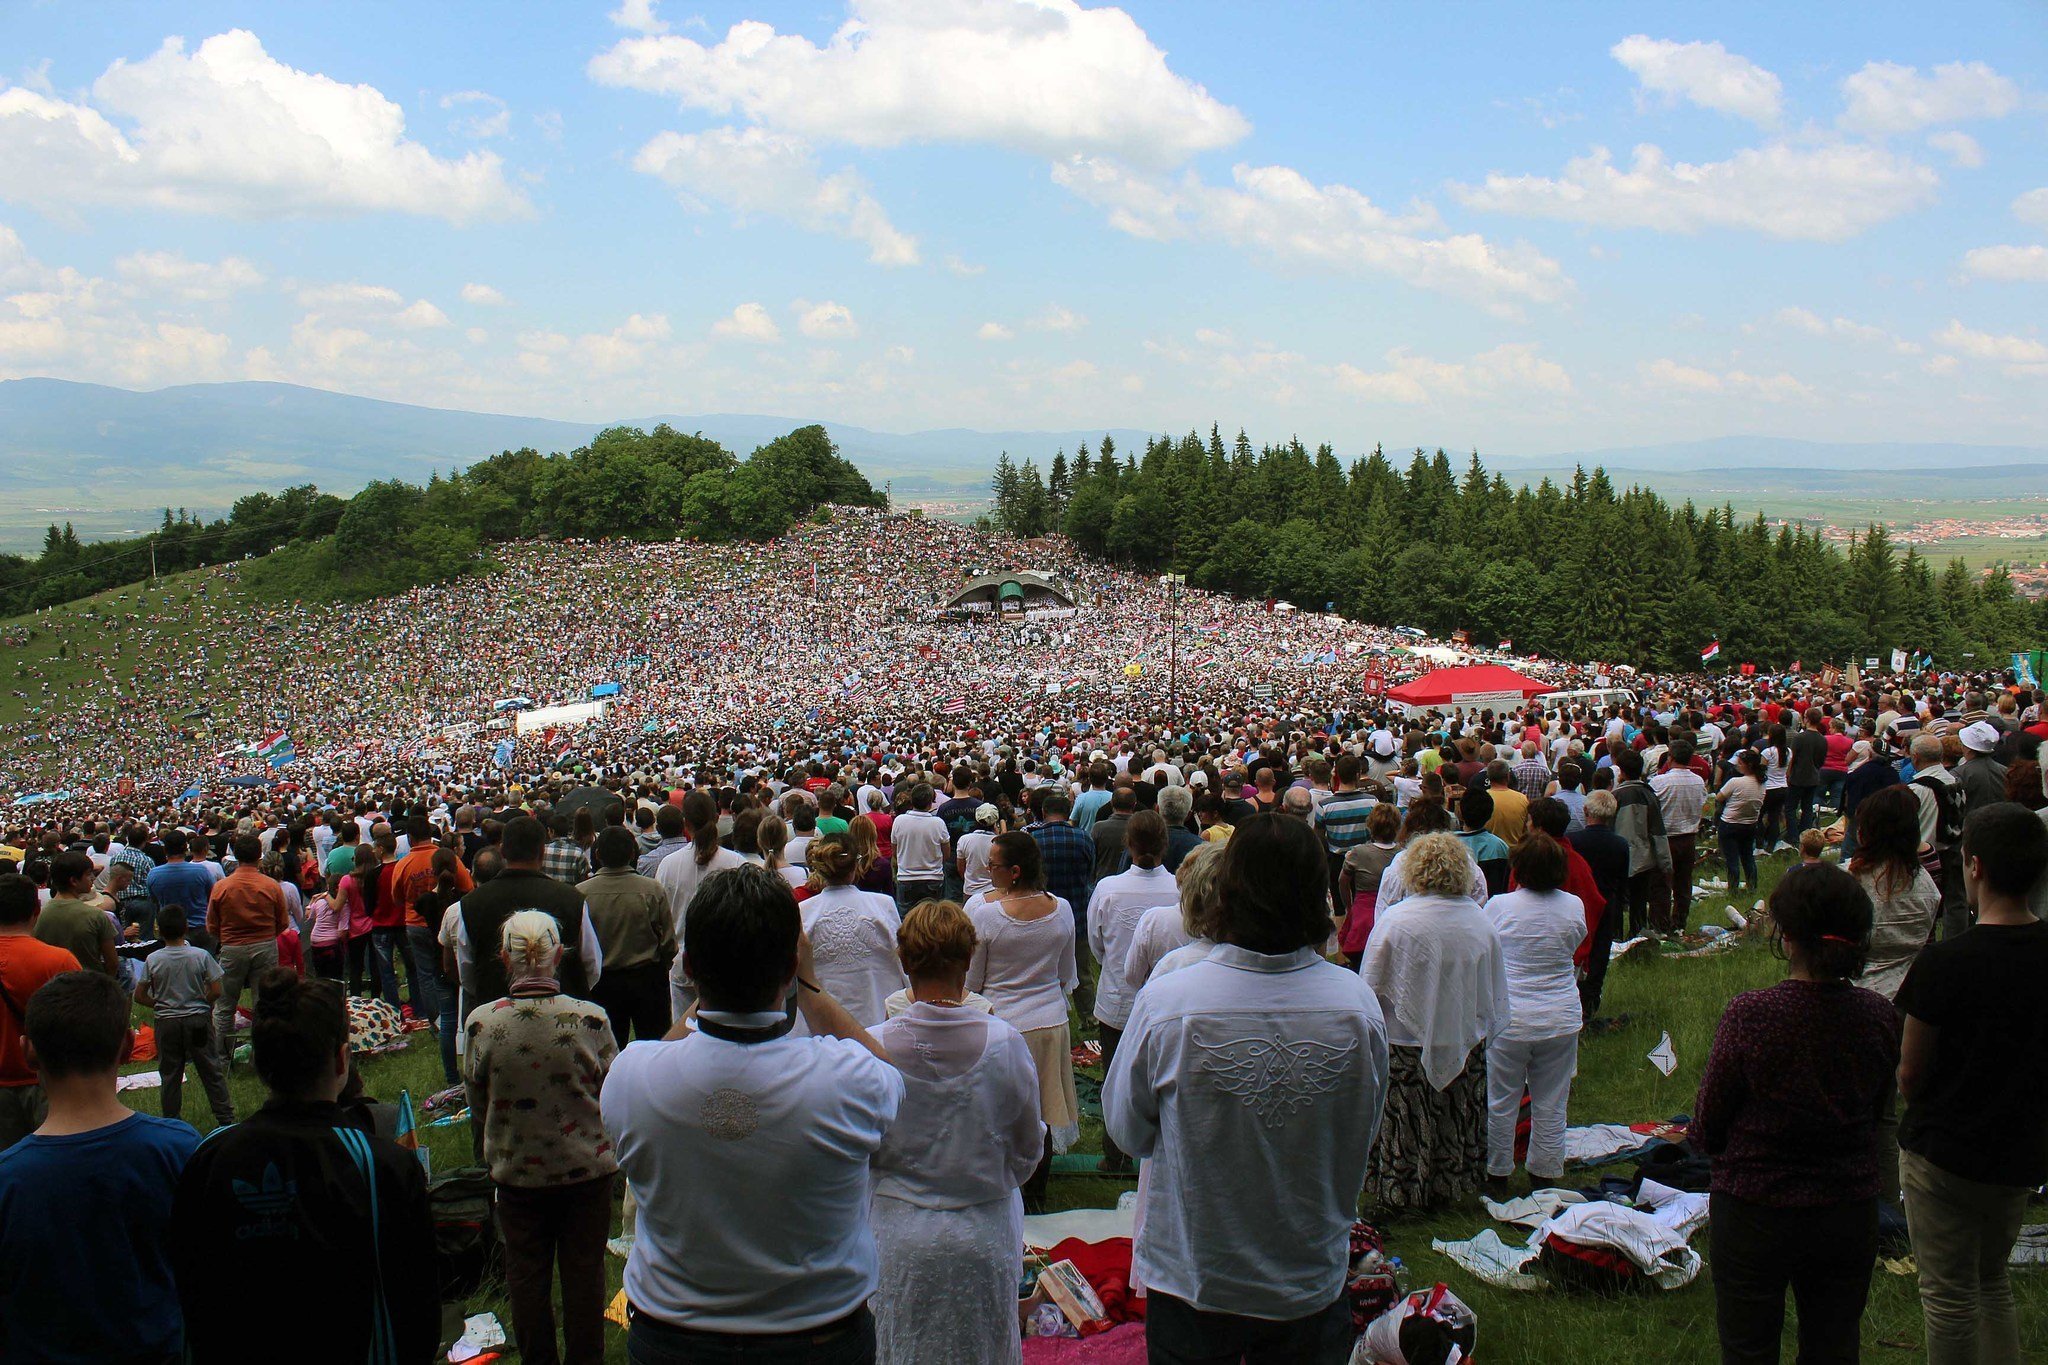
[987,427,2046,671]
[0,424,882,613]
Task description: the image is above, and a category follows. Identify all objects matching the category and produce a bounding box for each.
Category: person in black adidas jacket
[171,968,437,1364]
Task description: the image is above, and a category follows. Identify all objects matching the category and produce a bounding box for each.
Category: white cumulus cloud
[588,0,1249,168]
[608,0,670,35]
[1453,140,1938,241]
[2015,188,2048,230]
[0,30,529,223]
[440,90,510,141]
[976,321,1014,341]
[295,281,448,329]
[1926,131,1984,169]
[1334,342,1573,405]
[1032,304,1086,332]
[711,301,782,342]
[1639,357,1812,401]
[1839,60,2019,134]
[1055,155,1570,311]
[1610,35,1782,125]
[460,282,508,306]
[1961,244,2048,282]
[114,249,265,300]
[1935,319,2048,364]
[633,126,918,266]
[797,300,858,339]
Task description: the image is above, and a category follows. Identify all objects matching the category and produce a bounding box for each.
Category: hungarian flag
[255,730,291,761]
[1700,641,1721,664]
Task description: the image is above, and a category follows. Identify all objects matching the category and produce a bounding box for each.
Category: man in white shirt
[1648,736,1707,935]
[1087,811,1179,1175]
[603,863,902,1361]
[889,783,948,913]
[1105,813,1389,1363]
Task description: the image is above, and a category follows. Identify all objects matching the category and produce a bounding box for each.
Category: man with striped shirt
[1319,755,1379,908]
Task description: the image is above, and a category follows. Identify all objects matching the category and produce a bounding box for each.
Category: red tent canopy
[1385,664,1550,708]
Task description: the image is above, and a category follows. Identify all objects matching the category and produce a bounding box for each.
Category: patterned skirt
[1364,1044,1487,1213]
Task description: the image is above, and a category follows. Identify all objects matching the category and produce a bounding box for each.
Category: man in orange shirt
[387,815,472,1051]
[0,872,84,1148]
[204,835,289,1058]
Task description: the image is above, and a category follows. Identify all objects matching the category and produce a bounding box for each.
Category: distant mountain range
[3,378,2046,552]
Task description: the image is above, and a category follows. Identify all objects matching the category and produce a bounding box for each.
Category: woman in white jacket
[799,834,907,1027]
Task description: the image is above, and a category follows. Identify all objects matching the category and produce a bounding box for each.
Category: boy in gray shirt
[136,908,234,1128]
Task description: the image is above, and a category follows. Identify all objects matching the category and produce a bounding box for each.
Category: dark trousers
[1788,784,1821,838]
[894,879,943,914]
[186,925,219,956]
[309,942,347,981]
[1709,1191,1875,1365]
[1579,893,1620,1019]
[1071,908,1097,1021]
[591,962,674,1045]
[1760,788,1789,848]
[156,1012,234,1126]
[628,1305,875,1365]
[498,1175,615,1365]
[1021,1124,1054,1212]
[1659,830,1697,934]
[1719,820,1759,891]
[346,933,371,994]
[1096,1021,1131,1172]
[1146,1291,1353,1365]
[1625,869,1667,939]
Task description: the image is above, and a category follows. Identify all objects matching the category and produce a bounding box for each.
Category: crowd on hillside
[1,507,2046,1364]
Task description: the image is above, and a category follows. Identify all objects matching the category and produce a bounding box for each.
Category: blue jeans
[370,926,410,1010]
[1719,820,1759,890]
[406,923,454,1084]
[628,1306,874,1365]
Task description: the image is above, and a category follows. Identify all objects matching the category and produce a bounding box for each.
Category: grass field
[109,847,2047,1363]
[2,566,250,738]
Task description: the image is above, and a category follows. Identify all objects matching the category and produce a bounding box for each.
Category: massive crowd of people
[2,506,2047,1364]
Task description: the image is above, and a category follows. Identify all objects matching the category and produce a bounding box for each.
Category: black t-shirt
[1896,919,2048,1187]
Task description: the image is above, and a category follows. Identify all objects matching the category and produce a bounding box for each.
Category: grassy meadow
[109,845,2048,1362]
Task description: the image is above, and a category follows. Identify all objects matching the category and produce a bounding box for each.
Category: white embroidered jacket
[1103,944,1390,1319]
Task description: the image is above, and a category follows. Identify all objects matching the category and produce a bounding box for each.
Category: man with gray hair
[1155,785,1202,873]
[1909,733,1969,940]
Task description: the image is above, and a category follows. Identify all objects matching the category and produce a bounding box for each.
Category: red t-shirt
[0,934,85,1086]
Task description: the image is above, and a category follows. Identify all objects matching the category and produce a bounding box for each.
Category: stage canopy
[944,571,1076,614]
[1385,664,1550,711]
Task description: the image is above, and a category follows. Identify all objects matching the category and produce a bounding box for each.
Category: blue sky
[1,0,2043,455]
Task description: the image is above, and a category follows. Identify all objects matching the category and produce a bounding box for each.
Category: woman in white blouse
[1481,833,1588,1194]
[798,834,907,1028]
[756,812,808,890]
[872,901,1044,1365]
[1361,831,1509,1213]
[965,830,1080,1205]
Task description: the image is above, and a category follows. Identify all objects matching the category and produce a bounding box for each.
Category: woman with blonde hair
[871,901,1043,1364]
[800,833,907,1027]
[965,830,1080,1208]
[464,910,619,1365]
[1361,831,1508,1212]
[847,812,895,896]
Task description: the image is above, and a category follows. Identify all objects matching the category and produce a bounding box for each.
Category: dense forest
[987,429,2047,671]
[0,423,881,613]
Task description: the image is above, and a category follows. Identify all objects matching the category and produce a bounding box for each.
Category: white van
[1536,688,1638,714]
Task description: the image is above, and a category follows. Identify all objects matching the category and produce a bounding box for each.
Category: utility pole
[150,542,158,584]
[1163,572,1186,727]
